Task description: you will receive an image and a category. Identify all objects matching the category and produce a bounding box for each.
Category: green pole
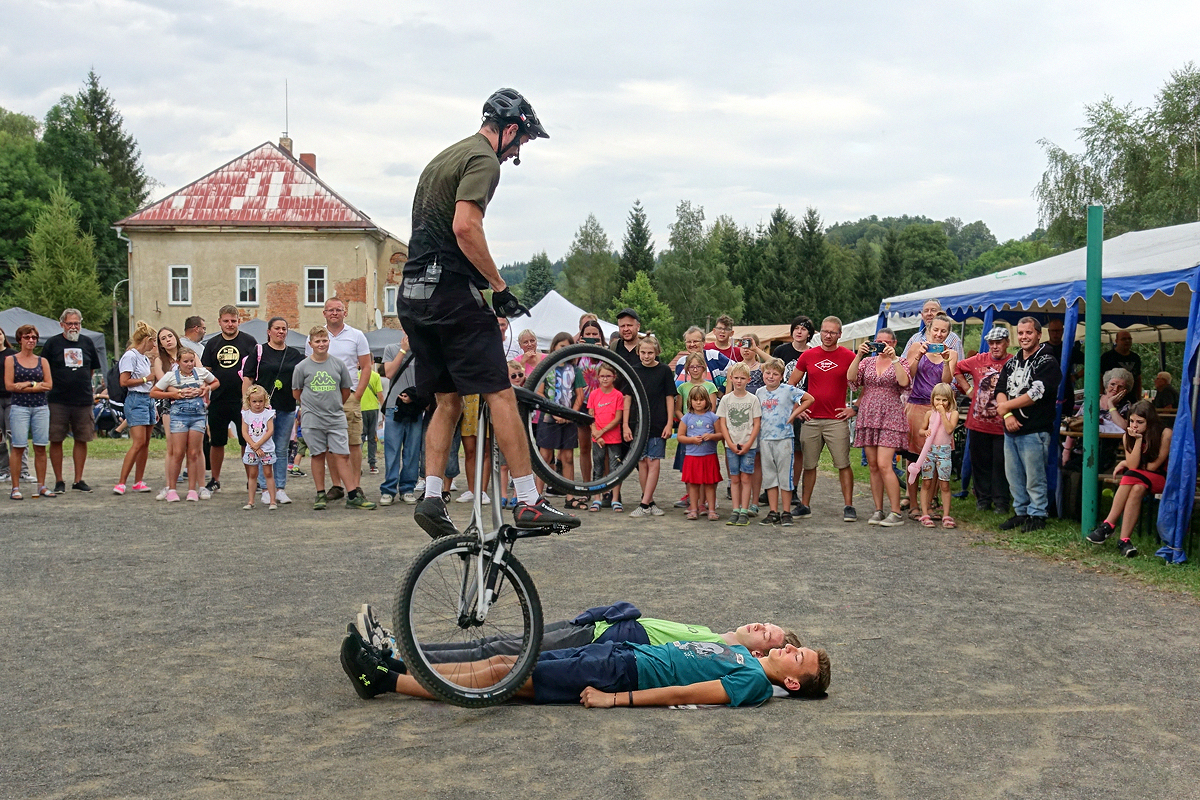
[1081,205,1104,534]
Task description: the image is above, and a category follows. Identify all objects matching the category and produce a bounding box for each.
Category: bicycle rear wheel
[394,534,543,707]
[521,344,650,496]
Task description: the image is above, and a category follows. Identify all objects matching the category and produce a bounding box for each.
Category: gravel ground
[2,456,1198,799]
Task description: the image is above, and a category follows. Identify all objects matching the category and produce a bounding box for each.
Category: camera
[740,338,752,349]
[926,343,946,354]
[867,341,886,354]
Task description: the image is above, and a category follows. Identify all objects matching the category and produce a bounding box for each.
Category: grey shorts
[305,425,350,456]
[759,438,794,491]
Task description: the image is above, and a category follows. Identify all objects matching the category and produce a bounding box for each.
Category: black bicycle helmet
[482,88,549,140]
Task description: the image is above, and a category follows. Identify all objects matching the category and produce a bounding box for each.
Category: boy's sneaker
[198,487,212,500]
[792,502,811,518]
[747,504,759,518]
[288,466,306,477]
[629,505,650,518]
[132,481,152,493]
[53,480,66,494]
[1118,538,1138,558]
[313,491,328,511]
[325,486,345,502]
[346,494,377,510]
[999,515,1027,530]
[275,489,291,505]
[725,512,739,526]
[72,481,92,493]
[205,479,220,493]
[780,511,793,527]
[369,467,379,475]
[1086,521,1115,544]
[867,509,886,525]
[759,510,781,526]
[402,492,418,504]
[379,494,395,506]
[843,506,857,522]
[414,478,426,493]
[879,511,905,527]
[355,611,387,651]
[736,512,750,526]
[339,630,393,700]
[513,498,582,529]
[648,502,664,516]
[1021,516,1047,532]
[414,495,459,539]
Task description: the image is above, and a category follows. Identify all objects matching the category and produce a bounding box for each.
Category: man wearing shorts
[397,88,575,537]
[306,297,372,502]
[41,308,101,493]
[202,306,257,494]
[788,316,859,521]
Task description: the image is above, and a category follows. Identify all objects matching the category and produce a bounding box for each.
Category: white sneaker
[414,479,426,493]
[449,479,459,491]
[480,491,491,506]
[649,503,665,516]
[401,492,417,504]
[379,494,395,507]
[456,490,475,503]
[261,491,270,505]
[156,487,168,501]
[276,489,291,505]
[199,487,212,500]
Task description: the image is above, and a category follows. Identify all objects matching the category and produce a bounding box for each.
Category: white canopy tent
[523,291,618,350]
[839,313,920,346]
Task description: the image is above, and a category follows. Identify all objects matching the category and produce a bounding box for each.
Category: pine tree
[617,200,655,290]
[6,181,109,331]
[77,70,150,212]
[609,272,673,346]
[559,213,619,313]
[521,250,555,306]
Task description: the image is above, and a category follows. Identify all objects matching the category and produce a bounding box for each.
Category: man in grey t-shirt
[379,333,424,505]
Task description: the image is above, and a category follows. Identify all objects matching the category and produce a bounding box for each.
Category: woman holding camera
[848,328,911,526]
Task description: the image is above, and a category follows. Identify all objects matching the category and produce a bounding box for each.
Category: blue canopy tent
[879,221,1200,563]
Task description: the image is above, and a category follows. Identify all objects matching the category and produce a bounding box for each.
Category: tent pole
[1081,206,1104,534]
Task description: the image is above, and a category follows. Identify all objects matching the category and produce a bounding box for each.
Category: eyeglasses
[713,327,732,333]
[62,321,81,328]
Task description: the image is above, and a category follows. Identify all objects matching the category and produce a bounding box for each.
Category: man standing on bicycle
[398,88,577,538]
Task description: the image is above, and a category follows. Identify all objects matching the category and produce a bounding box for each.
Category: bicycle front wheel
[522,343,650,496]
[394,534,543,707]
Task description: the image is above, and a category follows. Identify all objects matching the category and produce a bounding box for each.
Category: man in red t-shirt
[705,314,743,362]
[787,316,859,521]
[953,326,1013,513]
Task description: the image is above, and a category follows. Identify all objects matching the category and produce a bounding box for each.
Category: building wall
[125,229,389,335]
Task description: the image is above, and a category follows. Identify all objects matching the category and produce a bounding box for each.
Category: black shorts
[397,268,509,397]
[208,402,247,448]
[536,419,578,451]
[531,642,639,705]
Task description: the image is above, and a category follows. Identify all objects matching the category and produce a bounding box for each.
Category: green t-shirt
[358,370,383,412]
[631,641,773,707]
[592,617,725,646]
[405,133,501,286]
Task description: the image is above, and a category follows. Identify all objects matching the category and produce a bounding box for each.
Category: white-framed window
[305,266,327,306]
[169,265,191,305]
[237,265,259,305]
[383,285,398,316]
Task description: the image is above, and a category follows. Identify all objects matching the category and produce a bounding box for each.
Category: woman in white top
[114,321,158,495]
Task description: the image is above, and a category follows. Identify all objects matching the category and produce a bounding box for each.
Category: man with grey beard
[41,308,101,493]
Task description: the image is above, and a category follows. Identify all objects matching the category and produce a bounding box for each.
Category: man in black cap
[612,308,641,366]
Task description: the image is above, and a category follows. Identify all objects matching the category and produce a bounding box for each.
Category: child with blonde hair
[241,384,277,510]
[909,382,958,528]
[679,384,722,520]
[716,361,762,526]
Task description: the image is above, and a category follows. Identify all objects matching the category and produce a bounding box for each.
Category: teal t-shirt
[631,641,772,707]
[592,618,726,646]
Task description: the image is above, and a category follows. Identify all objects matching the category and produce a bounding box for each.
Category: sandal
[37,486,56,498]
[611,501,623,512]
[565,497,586,510]
[10,487,22,500]
[686,509,699,520]
[899,498,911,512]
[942,516,957,529]
[589,500,601,512]
[920,514,935,528]
[909,509,923,521]
[707,511,720,521]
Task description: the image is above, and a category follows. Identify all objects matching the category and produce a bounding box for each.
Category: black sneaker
[340,630,393,699]
[326,486,345,502]
[601,491,612,508]
[792,502,812,518]
[780,511,793,527]
[72,481,93,493]
[513,497,582,529]
[759,511,781,526]
[758,490,769,505]
[999,515,1027,531]
[414,495,460,539]
[1021,516,1047,532]
[975,499,992,512]
[205,478,220,493]
[843,506,857,522]
[53,480,66,495]
[1118,538,1138,558]
[1086,521,1115,544]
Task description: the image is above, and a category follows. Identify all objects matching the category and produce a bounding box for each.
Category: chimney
[300,153,317,174]
[279,135,293,154]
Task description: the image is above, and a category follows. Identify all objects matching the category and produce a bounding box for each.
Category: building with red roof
[115,138,407,338]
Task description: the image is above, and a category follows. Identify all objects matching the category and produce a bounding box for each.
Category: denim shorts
[725,447,757,475]
[9,404,50,448]
[170,413,207,434]
[124,391,157,427]
[639,437,666,461]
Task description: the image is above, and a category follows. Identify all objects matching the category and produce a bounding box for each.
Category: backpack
[105,361,128,405]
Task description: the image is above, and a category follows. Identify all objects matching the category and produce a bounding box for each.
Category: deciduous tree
[559,213,619,314]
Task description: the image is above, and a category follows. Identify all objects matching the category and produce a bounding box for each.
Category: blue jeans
[381,410,423,497]
[1004,431,1050,518]
[257,409,295,492]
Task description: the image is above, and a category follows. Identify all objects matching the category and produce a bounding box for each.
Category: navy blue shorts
[531,641,639,704]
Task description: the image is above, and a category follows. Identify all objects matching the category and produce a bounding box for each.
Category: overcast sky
[3,1,1199,266]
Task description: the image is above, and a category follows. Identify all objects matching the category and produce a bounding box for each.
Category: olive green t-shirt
[405,133,501,286]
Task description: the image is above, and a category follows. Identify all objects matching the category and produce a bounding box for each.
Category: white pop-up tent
[523,291,618,350]
[879,221,1200,562]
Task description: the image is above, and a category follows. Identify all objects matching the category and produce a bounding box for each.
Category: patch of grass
[86,436,242,460]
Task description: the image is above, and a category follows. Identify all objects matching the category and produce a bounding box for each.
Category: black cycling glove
[491,288,530,318]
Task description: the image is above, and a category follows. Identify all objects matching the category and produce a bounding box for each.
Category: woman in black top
[240,317,304,503]
[0,326,16,481]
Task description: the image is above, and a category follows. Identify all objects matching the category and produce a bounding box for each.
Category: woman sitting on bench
[1086,400,1172,558]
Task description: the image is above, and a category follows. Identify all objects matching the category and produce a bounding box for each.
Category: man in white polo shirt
[307,297,373,503]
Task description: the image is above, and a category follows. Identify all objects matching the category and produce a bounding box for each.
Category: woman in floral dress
[847,328,910,526]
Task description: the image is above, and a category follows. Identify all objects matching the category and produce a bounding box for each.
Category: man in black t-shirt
[1098,330,1142,399]
[42,308,101,493]
[201,305,257,493]
[612,309,642,366]
[996,317,1061,533]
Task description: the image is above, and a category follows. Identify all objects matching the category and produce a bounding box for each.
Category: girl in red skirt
[1086,400,1172,558]
[679,384,722,520]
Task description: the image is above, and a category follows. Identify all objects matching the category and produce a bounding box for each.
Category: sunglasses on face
[510,373,525,379]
